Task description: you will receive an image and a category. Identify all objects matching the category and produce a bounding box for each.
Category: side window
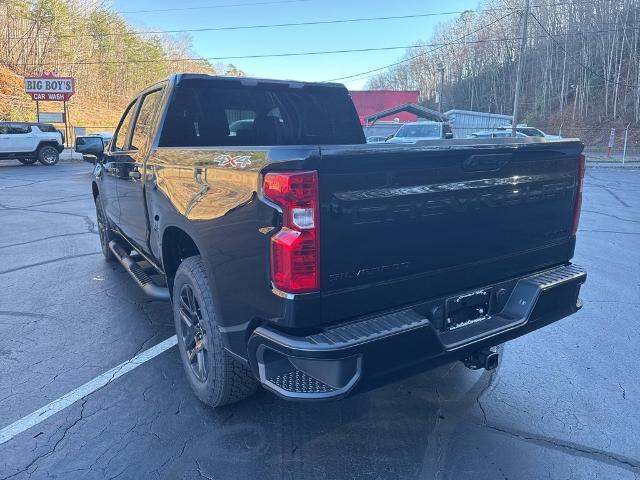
[0,124,8,134]
[9,124,31,134]
[113,101,137,151]
[130,90,162,151]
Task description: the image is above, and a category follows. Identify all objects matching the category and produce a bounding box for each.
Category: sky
[113,0,478,89]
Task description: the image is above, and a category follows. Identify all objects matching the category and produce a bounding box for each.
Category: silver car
[385,121,452,144]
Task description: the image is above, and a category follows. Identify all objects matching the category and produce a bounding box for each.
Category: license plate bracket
[445,289,491,331]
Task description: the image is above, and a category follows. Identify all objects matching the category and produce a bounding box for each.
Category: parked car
[497,125,561,139]
[77,74,586,407]
[0,122,64,165]
[385,121,454,143]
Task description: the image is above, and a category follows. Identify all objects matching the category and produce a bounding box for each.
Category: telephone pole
[512,0,530,137]
[437,63,445,113]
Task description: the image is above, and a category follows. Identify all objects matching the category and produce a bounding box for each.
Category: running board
[108,240,170,301]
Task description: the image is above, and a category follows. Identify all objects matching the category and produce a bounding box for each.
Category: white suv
[0,122,64,166]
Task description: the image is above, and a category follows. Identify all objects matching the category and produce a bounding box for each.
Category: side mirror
[445,132,454,139]
[75,136,105,163]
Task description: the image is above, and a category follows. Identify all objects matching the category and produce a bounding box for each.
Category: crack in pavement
[0,205,97,234]
[483,423,640,473]
[0,334,176,477]
[0,311,56,320]
[588,183,632,208]
[579,229,640,236]
[582,209,640,224]
[195,459,216,480]
[25,194,91,208]
[0,252,102,275]
[0,398,88,480]
[0,232,95,249]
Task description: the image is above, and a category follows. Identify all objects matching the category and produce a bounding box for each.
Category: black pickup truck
[76,74,587,407]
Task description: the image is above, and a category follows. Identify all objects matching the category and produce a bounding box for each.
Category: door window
[113,101,137,151]
[8,124,31,134]
[130,90,162,151]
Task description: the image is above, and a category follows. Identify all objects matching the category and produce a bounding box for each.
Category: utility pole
[512,0,530,137]
[437,63,445,113]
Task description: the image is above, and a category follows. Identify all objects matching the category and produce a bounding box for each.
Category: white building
[444,109,512,138]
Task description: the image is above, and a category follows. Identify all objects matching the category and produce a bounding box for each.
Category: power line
[4,0,603,41]
[530,11,640,89]
[325,11,518,83]
[120,0,310,14]
[4,10,517,40]
[117,0,605,16]
[327,2,621,84]
[10,26,639,68]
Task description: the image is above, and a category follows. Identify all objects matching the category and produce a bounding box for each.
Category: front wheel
[37,146,60,166]
[173,256,258,407]
[18,158,37,165]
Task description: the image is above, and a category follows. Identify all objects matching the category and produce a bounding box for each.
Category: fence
[558,126,640,164]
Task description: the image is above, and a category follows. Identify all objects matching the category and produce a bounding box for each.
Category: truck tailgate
[318,140,584,324]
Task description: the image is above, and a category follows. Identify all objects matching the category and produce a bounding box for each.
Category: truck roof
[171,73,346,90]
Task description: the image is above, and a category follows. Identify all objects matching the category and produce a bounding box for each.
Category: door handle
[129,171,141,180]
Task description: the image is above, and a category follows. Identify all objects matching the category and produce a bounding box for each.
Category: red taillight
[571,153,586,236]
[263,171,319,293]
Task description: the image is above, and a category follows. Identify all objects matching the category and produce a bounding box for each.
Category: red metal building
[349,90,420,125]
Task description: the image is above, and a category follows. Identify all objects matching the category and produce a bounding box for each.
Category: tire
[18,158,37,165]
[95,195,115,262]
[37,145,60,166]
[173,256,258,407]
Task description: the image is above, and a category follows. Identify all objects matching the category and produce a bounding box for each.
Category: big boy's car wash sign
[24,74,75,101]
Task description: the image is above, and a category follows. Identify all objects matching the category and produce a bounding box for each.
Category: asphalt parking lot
[0,161,638,480]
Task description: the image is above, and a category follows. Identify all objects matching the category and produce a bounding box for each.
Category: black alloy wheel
[178,283,209,382]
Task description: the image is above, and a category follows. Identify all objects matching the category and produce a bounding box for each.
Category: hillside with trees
[367,0,640,144]
[0,0,243,130]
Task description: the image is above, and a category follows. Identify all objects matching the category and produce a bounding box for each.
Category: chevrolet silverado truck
[75,74,587,407]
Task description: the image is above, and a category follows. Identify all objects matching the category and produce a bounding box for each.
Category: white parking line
[0,335,177,446]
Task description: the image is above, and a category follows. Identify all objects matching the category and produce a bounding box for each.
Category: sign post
[24,74,75,147]
[607,128,616,159]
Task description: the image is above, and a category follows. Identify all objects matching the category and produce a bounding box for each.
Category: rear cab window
[159,79,365,147]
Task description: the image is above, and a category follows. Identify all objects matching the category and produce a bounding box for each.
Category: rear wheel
[95,195,115,262]
[37,145,60,166]
[173,256,258,407]
[18,158,37,165]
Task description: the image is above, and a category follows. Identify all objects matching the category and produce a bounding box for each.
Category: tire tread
[174,256,258,407]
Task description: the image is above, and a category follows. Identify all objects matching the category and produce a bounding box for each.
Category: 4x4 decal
[213,154,252,168]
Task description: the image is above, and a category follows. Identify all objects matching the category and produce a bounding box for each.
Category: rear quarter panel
[144,146,321,355]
